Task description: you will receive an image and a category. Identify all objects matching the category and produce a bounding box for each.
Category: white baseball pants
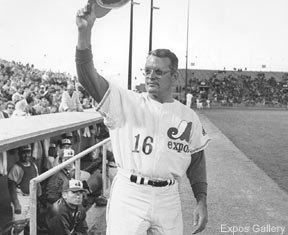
[106,170,183,235]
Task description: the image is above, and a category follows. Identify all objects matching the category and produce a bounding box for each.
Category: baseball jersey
[96,83,210,180]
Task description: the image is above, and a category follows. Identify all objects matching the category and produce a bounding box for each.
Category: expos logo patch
[167,120,193,153]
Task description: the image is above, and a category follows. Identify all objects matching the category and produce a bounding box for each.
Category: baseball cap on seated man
[62,132,73,139]
[18,145,32,153]
[61,138,72,146]
[62,179,87,193]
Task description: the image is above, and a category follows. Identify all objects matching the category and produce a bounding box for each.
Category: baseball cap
[61,132,73,139]
[88,0,110,18]
[61,138,72,146]
[18,145,32,153]
[96,0,130,9]
[62,179,87,193]
[88,0,129,18]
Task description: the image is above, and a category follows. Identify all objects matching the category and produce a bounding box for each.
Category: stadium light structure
[149,0,160,52]
[184,0,190,99]
[128,0,140,90]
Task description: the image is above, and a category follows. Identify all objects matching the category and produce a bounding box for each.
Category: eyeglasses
[143,68,171,77]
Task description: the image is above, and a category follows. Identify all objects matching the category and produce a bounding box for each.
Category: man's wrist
[77,26,91,33]
[191,182,207,199]
[195,193,207,204]
[77,29,91,50]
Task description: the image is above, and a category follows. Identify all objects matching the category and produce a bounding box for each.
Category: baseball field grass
[201,108,288,193]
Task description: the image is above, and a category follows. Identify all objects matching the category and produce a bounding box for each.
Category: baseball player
[186,92,193,108]
[75,2,210,235]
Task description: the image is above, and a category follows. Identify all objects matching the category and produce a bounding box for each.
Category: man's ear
[172,70,179,83]
[62,191,68,200]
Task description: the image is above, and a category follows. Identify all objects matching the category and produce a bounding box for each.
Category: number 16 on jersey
[132,134,154,155]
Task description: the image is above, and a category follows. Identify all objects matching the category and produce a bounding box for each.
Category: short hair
[5,101,15,109]
[67,84,75,90]
[148,49,178,74]
[25,93,34,104]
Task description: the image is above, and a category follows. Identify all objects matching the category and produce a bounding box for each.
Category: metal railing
[29,137,111,235]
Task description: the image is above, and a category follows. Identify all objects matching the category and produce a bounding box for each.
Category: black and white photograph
[0,0,288,234]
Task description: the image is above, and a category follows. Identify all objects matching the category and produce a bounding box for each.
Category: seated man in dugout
[58,138,90,182]
[40,179,88,235]
[59,138,74,151]
[8,145,41,220]
[44,141,91,207]
[44,146,75,205]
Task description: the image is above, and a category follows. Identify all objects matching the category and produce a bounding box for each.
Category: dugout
[0,111,103,230]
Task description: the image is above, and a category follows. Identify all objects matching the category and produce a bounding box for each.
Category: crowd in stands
[179,71,288,108]
[0,58,92,115]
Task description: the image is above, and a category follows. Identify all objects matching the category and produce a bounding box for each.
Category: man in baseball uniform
[75,2,210,234]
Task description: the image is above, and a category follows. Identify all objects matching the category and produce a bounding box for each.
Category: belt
[130,175,175,187]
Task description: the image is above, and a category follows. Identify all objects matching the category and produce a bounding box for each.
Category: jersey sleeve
[8,164,24,185]
[95,82,128,129]
[189,114,211,154]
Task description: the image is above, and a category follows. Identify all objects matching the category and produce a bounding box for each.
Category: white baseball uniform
[96,82,210,235]
[186,93,193,108]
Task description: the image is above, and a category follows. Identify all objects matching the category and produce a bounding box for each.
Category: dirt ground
[202,108,288,193]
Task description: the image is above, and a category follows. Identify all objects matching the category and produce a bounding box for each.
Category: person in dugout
[8,145,41,220]
[39,179,88,235]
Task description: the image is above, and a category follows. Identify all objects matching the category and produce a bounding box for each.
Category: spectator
[0,107,9,119]
[11,91,23,105]
[12,99,29,117]
[58,84,83,154]
[82,97,92,109]
[59,84,83,112]
[3,101,15,117]
[12,92,35,117]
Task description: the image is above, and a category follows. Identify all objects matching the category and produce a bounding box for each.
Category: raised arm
[75,2,109,103]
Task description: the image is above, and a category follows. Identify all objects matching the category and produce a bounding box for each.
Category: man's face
[62,144,71,150]
[40,97,49,107]
[18,87,24,94]
[61,157,74,171]
[67,86,75,96]
[144,55,175,97]
[63,191,83,206]
[83,98,90,107]
[20,150,32,163]
[6,104,15,115]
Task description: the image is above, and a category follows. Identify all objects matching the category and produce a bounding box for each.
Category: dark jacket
[45,169,71,204]
[45,198,88,235]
